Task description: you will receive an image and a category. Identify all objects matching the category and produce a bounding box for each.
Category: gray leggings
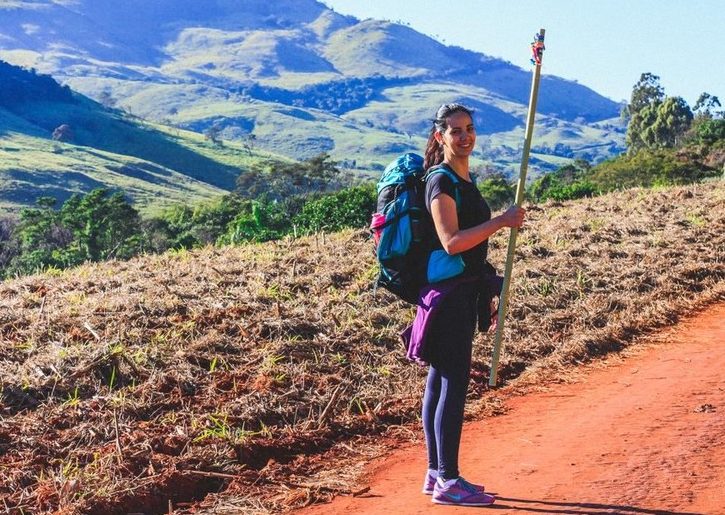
[422,283,478,480]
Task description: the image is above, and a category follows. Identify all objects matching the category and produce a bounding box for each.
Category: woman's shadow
[484,496,703,515]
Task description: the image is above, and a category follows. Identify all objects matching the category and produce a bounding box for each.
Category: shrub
[151,195,249,249]
[528,162,595,202]
[293,184,376,234]
[590,149,713,191]
[694,118,725,146]
[219,199,292,245]
[477,174,515,210]
[5,190,142,276]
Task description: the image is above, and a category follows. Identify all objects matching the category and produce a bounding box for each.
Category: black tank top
[425,165,491,276]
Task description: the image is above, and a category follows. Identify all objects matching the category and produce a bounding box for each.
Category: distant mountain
[0,0,625,178]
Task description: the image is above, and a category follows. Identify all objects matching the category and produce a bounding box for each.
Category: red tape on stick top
[530,31,545,65]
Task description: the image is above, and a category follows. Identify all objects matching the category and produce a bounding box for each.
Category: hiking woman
[419,103,525,506]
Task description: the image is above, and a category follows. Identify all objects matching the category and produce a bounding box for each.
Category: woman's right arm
[430,194,526,255]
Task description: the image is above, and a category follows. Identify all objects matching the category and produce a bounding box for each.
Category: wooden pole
[489,29,546,387]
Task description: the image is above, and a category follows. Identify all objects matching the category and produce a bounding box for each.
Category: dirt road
[303,303,725,515]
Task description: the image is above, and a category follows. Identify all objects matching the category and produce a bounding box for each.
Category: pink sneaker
[423,472,484,495]
[423,470,437,494]
[432,477,494,506]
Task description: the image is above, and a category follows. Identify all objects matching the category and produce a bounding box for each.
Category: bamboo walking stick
[489,29,546,387]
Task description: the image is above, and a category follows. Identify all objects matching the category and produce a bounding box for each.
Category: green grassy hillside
[0,62,290,214]
[0,131,216,213]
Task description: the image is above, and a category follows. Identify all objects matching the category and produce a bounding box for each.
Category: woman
[420,103,525,506]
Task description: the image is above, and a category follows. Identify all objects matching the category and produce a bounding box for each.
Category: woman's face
[438,111,476,159]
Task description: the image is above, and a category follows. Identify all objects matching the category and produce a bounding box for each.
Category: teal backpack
[370,153,465,304]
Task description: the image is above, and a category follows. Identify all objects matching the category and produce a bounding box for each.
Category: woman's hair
[423,103,475,170]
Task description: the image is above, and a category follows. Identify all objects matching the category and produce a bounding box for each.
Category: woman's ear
[434,131,444,145]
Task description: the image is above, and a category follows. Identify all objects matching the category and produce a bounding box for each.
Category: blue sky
[322,0,723,106]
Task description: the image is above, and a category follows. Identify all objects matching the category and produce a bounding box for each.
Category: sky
[321,0,723,106]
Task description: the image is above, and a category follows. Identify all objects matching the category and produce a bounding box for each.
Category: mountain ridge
[0,0,625,189]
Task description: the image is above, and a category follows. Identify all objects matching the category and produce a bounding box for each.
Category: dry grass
[0,182,723,514]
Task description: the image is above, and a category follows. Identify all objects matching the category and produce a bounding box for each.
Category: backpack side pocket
[377,192,412,260]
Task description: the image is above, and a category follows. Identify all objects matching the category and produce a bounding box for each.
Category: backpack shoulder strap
[425,164,462,208]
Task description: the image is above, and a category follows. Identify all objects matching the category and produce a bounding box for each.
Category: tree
[52,124,74,142]
[627,73,665,116]
[693,92,722,119]
[625,72,693,152]
[204,123,224,147]
[301,153,341,184]
[649,96,693,148]
[220,199,291,244]
[590,149,711,190]
[0,216,20,274]
[693,118,725,146]
[627,103,657,152]
[234,153,341,201]
[98,89,116,109]
[527,160,596,202]
[59,189,143,262]
[5,190,146,276]
[241,133,256,155]
[149,194,257,249]
[292,184,375,234]
[10,197,72,274]
[625,73,666,152]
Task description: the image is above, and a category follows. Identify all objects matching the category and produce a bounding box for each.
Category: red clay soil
[303,303,725,515]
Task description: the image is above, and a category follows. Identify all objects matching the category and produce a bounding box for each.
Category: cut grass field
[0,181,723,513]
